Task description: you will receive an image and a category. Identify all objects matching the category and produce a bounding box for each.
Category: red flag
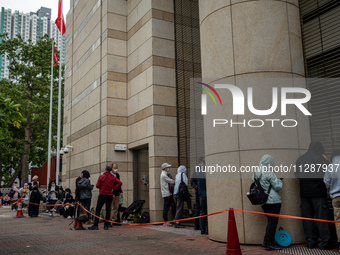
[53,45,58,68]
[55,0,66,35]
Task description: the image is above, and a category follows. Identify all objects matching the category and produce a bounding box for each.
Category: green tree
[0,34,64,186]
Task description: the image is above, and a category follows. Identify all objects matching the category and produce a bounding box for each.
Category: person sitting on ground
[19,183,30,209]
[46,180,59,213]
[63,188,75,218]
[3,193,11,206]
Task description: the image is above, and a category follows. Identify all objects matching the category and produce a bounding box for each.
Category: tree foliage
[0,33,64,186]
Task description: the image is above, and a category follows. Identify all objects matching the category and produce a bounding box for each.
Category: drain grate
[277,247,339,255]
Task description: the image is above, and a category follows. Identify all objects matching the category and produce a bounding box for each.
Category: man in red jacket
[88,165,123,230]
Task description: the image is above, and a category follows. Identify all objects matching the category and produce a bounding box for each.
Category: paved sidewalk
[0,207,338,254]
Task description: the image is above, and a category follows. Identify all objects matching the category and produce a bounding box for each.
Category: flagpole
[47,40,54,186]
[56,0,63,186]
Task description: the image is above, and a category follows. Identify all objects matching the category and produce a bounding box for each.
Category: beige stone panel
[88,129,101,149]
[73,48,101,85]
[127,171,134,191]
[71,104,100,134]
[107,38,127,58]
[106,80,127,99]
[107,125,128,143]
[153,86,176,107]
[287,4,305,76]
[149,168,161,189]
[128,86,153,116]
[232,1,291,74]
[127,0,142,15]
[70,152,84,170]
[101,97,108,118]
[152,0,173,13]
[93,146,101,165]
[293,76,311,149]
[128,116,153,142]
[152,37,175,59]
[73,23,100,63]
[205,152,244,242]
[73,0,91,28]
[128,66,152,98]
[152,136,178,157]
[128,38,152,72]
[72,134,89,154]
[128,19,152,55]
[106,0,127,16]
[106,54,127,74]
[153,115,177,137]
[83,148,94,167]
[107,98,128,116]
[200,7,234,78]
[73,6,101,51]
[72,62,101,100]
[105,145,129,163]
[152,66,176,87]
[71,89,99,120]
[127,0,152,30]
[149,188,163,211]
[106,12,127,32]
[287,0,299,7]
[199,0,230,24]
[152,19,174,41]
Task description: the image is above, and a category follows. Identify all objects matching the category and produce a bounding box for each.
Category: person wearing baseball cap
[160,163,175,226]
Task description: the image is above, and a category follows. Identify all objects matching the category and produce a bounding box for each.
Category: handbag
[247,173,272,205]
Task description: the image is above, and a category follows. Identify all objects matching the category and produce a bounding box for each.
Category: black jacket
[296,141,329,197]
[77,178,93,200]
[112,172,122,196]
[75,176,81,201]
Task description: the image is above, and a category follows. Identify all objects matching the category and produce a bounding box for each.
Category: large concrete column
[199,0,309,243]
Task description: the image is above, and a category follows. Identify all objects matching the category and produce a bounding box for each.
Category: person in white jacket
[160,163,175,226]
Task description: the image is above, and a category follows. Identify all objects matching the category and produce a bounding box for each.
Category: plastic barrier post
[226,208,242,255]
[15,198,25,218]
[70,202,85,230]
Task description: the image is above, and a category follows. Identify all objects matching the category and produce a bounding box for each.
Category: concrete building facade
[63,0,340,244]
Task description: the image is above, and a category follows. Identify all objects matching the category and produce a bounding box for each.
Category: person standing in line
[253,154,283,251]
[88,165,122,230]
[77,170,93,218]
[324,149,340,250]
[173,165,193,228]
[296,141,332,250]
[11,181,20,211]
[160,163,175,226]
[196,158,208,235]
[191,162,201,231]
[28,175,41,217]
[109,163,123,226]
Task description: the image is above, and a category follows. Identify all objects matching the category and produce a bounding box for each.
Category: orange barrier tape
[78,202,230,226]
[233,208,340,224]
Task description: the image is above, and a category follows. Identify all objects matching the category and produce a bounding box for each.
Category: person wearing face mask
[46,180,59,213]
[109,163,123,226]
[160,163,175,226]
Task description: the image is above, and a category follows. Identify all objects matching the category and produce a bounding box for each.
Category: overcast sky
[1,0,71,21]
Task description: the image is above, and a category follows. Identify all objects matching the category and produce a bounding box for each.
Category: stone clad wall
[199,0,308,244]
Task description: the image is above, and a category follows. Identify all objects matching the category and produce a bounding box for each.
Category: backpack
[8,189,14,198]
[137,212,150,223]
[178,173,189,198]
[247,173,272,205]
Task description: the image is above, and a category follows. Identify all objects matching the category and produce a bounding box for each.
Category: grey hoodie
[174,165,188,195]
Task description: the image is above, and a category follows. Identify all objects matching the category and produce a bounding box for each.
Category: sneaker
[104,225,109,230]
[174,223,185,228]
[265,244,282,251]
[163,222,172,227]
[67,216,72,219]
[88,225,99,230]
